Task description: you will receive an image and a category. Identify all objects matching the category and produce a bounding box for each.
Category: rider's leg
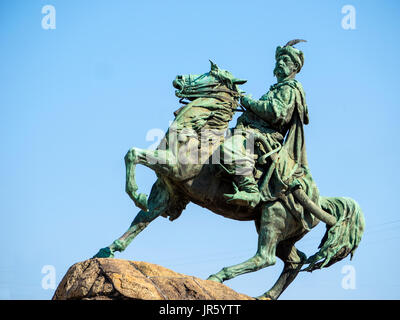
[221,132,260,208]
[207,201,285,282]
[93,178,170,258]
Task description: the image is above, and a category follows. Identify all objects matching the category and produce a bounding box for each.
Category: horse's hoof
[206,274,223,283]
[93,247,114,258]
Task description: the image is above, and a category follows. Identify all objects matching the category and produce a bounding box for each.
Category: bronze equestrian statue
[93,40,364,300]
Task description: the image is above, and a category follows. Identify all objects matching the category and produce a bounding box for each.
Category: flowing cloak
[238,79,319,230]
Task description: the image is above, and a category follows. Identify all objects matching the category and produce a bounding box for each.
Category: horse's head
[172,61,247,102]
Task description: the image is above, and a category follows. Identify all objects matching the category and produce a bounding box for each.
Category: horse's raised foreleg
[93,178,170,258]
[207,201,285,283]
[125,147,178,211]
[256,241,306,300]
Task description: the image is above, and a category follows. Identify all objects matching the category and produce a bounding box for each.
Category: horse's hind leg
[256,240,306,300]
[207,201,285,283]
[93,178,170,258]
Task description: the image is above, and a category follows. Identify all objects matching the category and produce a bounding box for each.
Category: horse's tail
[302,196,365,272]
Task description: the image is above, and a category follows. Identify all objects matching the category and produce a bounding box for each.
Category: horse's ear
[209,60,219,71]
[232,78,247,85]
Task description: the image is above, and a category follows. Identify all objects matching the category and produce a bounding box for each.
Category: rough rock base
[53,258,254,300]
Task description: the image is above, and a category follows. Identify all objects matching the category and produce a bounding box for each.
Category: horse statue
[93,61,365,300]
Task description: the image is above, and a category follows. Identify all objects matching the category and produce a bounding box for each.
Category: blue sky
[0,0,399,299]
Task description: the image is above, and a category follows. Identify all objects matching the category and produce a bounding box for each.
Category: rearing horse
[93,61,364,300]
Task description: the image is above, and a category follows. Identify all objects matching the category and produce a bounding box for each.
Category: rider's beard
[273,65,291,79]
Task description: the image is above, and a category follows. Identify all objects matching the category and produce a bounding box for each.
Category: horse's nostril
[173,79,181,89]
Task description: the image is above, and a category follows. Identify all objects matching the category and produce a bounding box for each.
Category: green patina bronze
[93,40,365,300]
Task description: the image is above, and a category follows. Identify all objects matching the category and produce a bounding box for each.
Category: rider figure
[222,39,310,209]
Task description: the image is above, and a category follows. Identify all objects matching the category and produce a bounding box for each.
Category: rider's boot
[223,175,261,208]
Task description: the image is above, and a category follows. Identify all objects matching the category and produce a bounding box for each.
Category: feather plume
[284,39,307,47]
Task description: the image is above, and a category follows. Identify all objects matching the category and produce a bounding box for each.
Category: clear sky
[0,0,399,300]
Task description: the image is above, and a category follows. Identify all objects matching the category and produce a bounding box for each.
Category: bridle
[176,80,243,111]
